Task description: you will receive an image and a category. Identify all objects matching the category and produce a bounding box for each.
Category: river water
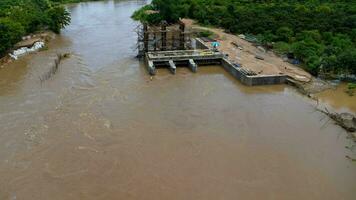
[0,0,355,199]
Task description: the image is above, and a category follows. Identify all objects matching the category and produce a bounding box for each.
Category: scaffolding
[136,21,193,57]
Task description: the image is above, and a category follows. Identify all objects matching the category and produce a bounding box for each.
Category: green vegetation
[134,0,356,77]
[0,18,25,56]
[50,0,101,3]
[197,30,214,38]
[346,83,356,96]
[0,0,71,57]
[132,4,163,24]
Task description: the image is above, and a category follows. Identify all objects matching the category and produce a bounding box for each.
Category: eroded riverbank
[0,1,355,199]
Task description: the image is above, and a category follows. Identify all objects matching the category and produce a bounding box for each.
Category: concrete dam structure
[138,22,287,86]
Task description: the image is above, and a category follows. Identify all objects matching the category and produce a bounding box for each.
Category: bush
[131,5,155,22]
[337,49,356,75]
[0,18,25,56]
[273,42,291,54]
[46,5,71,33]
[276,27,293,42]
[0,0,71,56]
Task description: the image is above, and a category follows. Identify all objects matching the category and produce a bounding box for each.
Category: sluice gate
[145,49,224,75]
[144,48,286,86]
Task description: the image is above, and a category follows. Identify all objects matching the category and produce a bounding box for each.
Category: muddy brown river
[1,1,356,199]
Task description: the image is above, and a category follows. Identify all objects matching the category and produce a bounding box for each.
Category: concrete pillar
[153,33,157,51]
[143,23,148,52]
[169,60,176,74]
[148,61,156,75]
[188,59,197,72]
[161,21,167,51]
[179,21,185,50]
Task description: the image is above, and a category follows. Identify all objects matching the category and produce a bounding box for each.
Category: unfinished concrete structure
[137,22,287,86]
[146,49,224,75]
[136,21,193,57]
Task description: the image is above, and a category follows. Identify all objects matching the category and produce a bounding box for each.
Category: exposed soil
[286,77,333,96]
[182,19,312,82]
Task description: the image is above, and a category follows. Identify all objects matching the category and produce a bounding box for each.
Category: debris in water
[103,119,112,129]
[9,41,45,60]
[82,131,95,141]
[78,146,99,153]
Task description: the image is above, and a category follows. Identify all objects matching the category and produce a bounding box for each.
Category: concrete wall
[195,38,210,49]
[148,37,287,86]
[221,58,287,86]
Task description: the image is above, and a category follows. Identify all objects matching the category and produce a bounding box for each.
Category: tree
[152,0,181,23]
[276,27,293,42]
[0,18,25,56]
[46,5,70,33]
[0,0,72,56]
[292,38,325,74]
[337,49,356,74]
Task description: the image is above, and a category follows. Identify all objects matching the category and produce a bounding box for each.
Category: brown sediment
[288,79,356,132]
[0,2,356,200]
[0,55,12,67]
[315,83,356,113]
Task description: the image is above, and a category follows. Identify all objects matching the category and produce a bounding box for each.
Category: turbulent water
[0,1,355,199]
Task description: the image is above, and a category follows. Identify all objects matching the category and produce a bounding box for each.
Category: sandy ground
[182,19,312,82]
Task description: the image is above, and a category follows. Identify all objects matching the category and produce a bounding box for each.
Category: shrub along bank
[0,0,71,57]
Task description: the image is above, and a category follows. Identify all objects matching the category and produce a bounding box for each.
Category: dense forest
[133,0,356,77]
[0,0,75,57]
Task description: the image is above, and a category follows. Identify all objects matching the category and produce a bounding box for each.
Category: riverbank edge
[0,0,100,66]
[132,7,356,134]
[0,31,56,68]
[181,19,356,135]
